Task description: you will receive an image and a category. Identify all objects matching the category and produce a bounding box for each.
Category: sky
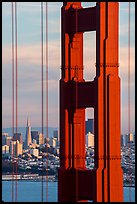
[2,2,135,135]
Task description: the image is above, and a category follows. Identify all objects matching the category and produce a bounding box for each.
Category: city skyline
[2,2,135,134]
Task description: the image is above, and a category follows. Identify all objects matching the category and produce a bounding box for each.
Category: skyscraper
[53,130,59,144]
[86,132,94,148]
[10,140,23,156]
[31,130,44,145]
[85,118,94,134]
[25,116,32,148]
[129,133,134,143]
[2,133,9,146]
[13,133,23,144]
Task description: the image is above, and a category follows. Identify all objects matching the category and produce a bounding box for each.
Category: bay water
[2,181,135,202]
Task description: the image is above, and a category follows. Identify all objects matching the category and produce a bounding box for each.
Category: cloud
[119,2,135,13]
[119,47,135,78]
[119,23,135,37]
[2,39,60,127]
[3,34,134,81]
[2,37,135,95]
[2,2,62,15]
[2,40,61,67]
[121,103,135,134]
[2,46,11,65]
[2,63,60,127]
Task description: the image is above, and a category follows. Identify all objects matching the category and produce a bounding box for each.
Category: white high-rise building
[25,116,32,148]
[2,145,10,154]
[50,137,57,148]
[10,140,23,156]
[123,133,134,146]
[129,133,134,142]
[87,132,94,148]
[53,130,59,142]
[30,148,39,157]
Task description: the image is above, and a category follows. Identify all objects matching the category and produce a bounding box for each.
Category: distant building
[2,133,9,137]
[31,131,44,145]
[10,140,23,156]
[129,133,134,143]
[13,133,23,144]
[44,137,50,144]
[29,139,39,149]
[2,136,6,146]
[86,119,94,134]
[2,133,12,146]
[2,145,10,154]
[50,137,57,148]
[25,116,32,148]
[123,134,128,146]
[2,133,9,146]
[134,133,135,144]
[6,136,12,146]
[32,139,37,145]
[121,135,124,147]
[31,130,39,141]
[30,148,39,157]
[56,147,60,155]
[86,132,94,147]
[122,133,134,146]
[53,130,59,142]
[39,133,44,145]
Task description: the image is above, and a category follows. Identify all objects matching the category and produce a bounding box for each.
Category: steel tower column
[58,2,123,202]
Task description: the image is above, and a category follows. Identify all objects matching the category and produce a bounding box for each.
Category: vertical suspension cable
[11,2,15,202]
[15,2,18,202]
[41,2,44,202]
[128,2,131,202]
[45,2,49,202]
[75,6,78,202]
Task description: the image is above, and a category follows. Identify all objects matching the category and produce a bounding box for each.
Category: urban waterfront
[2,181,135,202]
[2,126,135,201]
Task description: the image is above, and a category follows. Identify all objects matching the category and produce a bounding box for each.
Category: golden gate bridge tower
[58,2,123,202]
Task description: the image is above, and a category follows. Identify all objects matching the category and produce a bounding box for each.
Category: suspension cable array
[8,2,132,202]
[11,2,49,202]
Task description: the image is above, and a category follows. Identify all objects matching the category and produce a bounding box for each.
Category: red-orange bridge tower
[58,2,123,202]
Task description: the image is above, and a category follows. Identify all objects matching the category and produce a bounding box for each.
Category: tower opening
[83,31,96,81]
[85,108,94,170]
[82,2,96,8]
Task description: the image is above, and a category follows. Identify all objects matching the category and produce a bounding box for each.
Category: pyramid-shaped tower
[25,116,32,148]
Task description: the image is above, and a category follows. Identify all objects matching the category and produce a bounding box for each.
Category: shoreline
[2,174,57,182]
[2,174,135,187]
[2,177,135,187]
